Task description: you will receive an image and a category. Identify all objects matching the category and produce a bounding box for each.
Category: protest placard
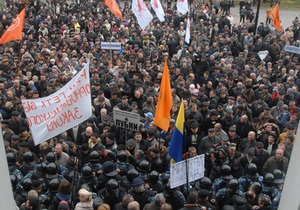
[170,154,205,188]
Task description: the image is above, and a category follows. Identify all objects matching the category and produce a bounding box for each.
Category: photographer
[257,121,280,146]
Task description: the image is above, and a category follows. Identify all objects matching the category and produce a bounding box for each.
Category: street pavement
[230,5,299,29]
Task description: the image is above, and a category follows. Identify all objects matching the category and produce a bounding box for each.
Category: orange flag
[0,9,25,44]
[104,0,123,19]
[154,60,173,131]
[268,3,281,31]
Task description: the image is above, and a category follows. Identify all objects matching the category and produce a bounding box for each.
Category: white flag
[185,18,191,44]
[151,0,165,22]
[132,0,153,30]
[177,0,189,15]
[22,62,92,145]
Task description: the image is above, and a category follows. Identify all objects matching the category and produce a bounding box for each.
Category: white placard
[258,50,269,60]
[113,109,140,131]
[188,154,205,182]
[170,160,187,188]
[170,154,205,188]
[284,45,300,54]
[101,42,122,50]
[22,62,92,145]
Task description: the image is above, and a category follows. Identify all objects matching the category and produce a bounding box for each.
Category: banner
[22,62,92,145]
[284,45,300,54]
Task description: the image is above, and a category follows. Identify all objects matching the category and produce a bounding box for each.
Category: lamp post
[254,0,261,35]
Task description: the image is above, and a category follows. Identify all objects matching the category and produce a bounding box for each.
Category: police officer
[116,150,134,176]
[7,152,23,183]
[215,179,242,208]
[20,151,36,176]
[98,179,126,209]
[261,173,281,209]
[148,170,164,193]
[130,177,155,209]
[238,163,263,193]
[212,165,234,195]
[163,183,186,210]
[78,165,99,194]
[98,161,122,189]
[122,168,139,191]
[136,160,151,181]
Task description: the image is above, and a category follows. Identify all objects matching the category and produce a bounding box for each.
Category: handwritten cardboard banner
[22,62,92,145]
[170,154,205,188]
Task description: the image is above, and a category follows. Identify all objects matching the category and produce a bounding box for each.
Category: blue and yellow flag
[168,100,185,163]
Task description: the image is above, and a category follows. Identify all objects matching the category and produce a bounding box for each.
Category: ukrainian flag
[168,100,185,163]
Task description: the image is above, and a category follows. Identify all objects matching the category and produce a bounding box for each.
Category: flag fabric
[150,0,165,22]
[132,0,153,30]
[268,3,281,31]
[154,60,172,131]
[168,100,185,163]
[185,18,191,44]
[177,0,189,15]
[105,0,123,19]
[0,8,25,44]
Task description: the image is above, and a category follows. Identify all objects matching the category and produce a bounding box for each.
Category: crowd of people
[1,0,300,209]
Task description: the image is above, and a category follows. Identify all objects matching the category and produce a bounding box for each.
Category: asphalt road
[229,5,299,29]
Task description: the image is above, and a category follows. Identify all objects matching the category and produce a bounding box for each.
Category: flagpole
[17,6,26,75]
[184,124,189,195]
[254,0,261,35]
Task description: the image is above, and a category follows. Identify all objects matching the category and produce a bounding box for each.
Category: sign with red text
[22,62,92,145]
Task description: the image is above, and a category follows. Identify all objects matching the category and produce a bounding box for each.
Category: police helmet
[137,160,151,173]
[82,165,93,179]
[263,173,274,185]
[21,178,32,191]
[48,178,60,193]
[117,150,127,162]
[10,174,18,188]
[148,170,159,183]
[46,152,57,163]
[89,151,100,163]
[126,169,139,182]
[23,151,34,163]
[6,152,16,165]
[246,163,258,178]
